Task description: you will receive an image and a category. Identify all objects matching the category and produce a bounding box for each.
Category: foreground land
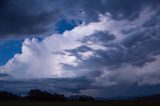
[0,101,160,106]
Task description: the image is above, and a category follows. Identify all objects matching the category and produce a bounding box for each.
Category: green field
[0,101,160,106]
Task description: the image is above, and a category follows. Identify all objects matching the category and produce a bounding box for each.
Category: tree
[27,89,67,101]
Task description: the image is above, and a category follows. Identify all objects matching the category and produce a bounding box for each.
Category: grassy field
[0,101,160,106]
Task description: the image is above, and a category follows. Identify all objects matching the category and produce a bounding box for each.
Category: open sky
[0,0,160,98]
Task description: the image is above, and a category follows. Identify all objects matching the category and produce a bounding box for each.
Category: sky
[0,0,160,98]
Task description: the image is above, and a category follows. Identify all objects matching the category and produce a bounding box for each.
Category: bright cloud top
[0,15,109,79]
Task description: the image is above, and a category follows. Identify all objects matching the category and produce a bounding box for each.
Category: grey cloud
[80,32,116,45]
[71,0,160,21]
[0,77,94,95]
[0,0,60,39]
[2,72,160,97]
[0,73,9,77]
[61,5,160,91]
[82,84,160,97]
[1,0,160,39]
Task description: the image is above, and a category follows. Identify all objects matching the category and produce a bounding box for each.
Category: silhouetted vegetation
[0,89,95,102]
[27,89,67,101]
[0,89,160,106]
[0,91,19,101]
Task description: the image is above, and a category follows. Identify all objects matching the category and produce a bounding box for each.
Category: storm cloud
[0,0,160,98]
[0,0,59,39]
[0,0,160,39]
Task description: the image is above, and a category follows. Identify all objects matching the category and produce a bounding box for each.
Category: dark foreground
[0,101,160,106]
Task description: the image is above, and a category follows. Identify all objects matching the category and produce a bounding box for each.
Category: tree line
[0,89,95,101]
[1,89,160,102]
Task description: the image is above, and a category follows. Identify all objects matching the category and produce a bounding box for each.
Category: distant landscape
[0,89,160,106]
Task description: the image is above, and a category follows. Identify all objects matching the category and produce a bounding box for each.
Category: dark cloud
[0,0,59,39]
[122,29,160,66]
[79,0,160,21]
[68,27,160,70]
[61,6,160,96]
[80,32,116,45]
[1,78,160,97]
[0,0,160,39]
[0,77,94,95]
[67,5,160,69]
[0,73,9,77]
[83,83,160,97]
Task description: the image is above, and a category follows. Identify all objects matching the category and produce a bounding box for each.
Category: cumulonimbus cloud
[0,1,160,97]
[0,15,109,79]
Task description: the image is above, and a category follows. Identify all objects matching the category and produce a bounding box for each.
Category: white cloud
[79,51,94,60]
[0,15,109,79]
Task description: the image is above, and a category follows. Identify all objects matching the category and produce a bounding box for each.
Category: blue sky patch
[55,19,77,34]
[0,40,22,66]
